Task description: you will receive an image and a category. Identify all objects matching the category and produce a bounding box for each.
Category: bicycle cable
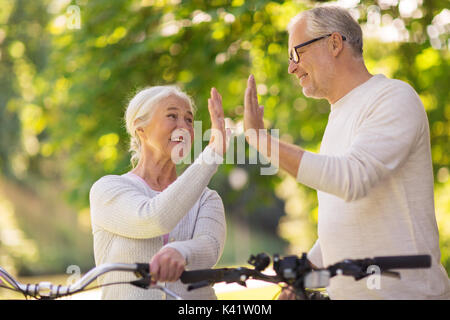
[0,272,30,300]
[1,280,139,300]
[0,284,34,300]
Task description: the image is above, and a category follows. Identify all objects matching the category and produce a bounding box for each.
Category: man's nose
[288,59,297,74]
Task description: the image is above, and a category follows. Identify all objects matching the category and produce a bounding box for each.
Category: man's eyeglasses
[289,33,346,64]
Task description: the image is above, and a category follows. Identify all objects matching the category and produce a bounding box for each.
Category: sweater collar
[124,171,161,194]
[330,74,385,112]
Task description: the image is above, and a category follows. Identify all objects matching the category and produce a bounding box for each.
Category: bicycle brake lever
[132,263,152,289]
[187,280,211,291]
[381,271,401,279]
[351,269,401,281]
[131,276,151,289]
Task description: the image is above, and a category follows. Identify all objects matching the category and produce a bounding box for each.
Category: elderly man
[243,6,449,299]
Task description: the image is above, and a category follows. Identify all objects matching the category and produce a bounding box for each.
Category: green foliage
[0,0,449,274]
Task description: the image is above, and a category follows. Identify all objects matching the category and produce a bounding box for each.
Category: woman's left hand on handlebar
[150,247,186,283]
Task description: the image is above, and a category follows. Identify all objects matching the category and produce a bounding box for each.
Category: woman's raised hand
[207,88,228,157]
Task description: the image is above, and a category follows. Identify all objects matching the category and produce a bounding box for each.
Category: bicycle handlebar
[368,255,431,270]
[0,263,147,299]
[178,253,433,296]
[180,268,228,284]
[0,253,432,300]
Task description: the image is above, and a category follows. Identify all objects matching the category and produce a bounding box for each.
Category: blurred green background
[0,0,449,285]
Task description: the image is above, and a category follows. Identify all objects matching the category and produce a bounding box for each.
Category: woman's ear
[136,127,145,139]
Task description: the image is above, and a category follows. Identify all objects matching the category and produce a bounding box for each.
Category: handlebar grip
[371,255,431,270]
[180,269,226,284]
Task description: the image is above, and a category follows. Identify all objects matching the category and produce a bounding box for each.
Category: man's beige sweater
[298,74,449,299]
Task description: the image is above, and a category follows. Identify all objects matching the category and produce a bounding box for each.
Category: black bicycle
[0,252,431,300]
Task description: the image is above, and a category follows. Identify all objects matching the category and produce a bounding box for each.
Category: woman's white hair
[288,6,363,57]
[124,85,196,168]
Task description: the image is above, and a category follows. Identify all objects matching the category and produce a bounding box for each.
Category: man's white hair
[288,6,363,57]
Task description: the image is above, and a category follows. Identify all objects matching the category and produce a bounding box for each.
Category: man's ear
[329,33,344,57]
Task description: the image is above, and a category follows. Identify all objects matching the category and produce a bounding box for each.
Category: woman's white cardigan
[89,146,226,299]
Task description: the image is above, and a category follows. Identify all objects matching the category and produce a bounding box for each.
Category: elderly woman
[89,86,227,299]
